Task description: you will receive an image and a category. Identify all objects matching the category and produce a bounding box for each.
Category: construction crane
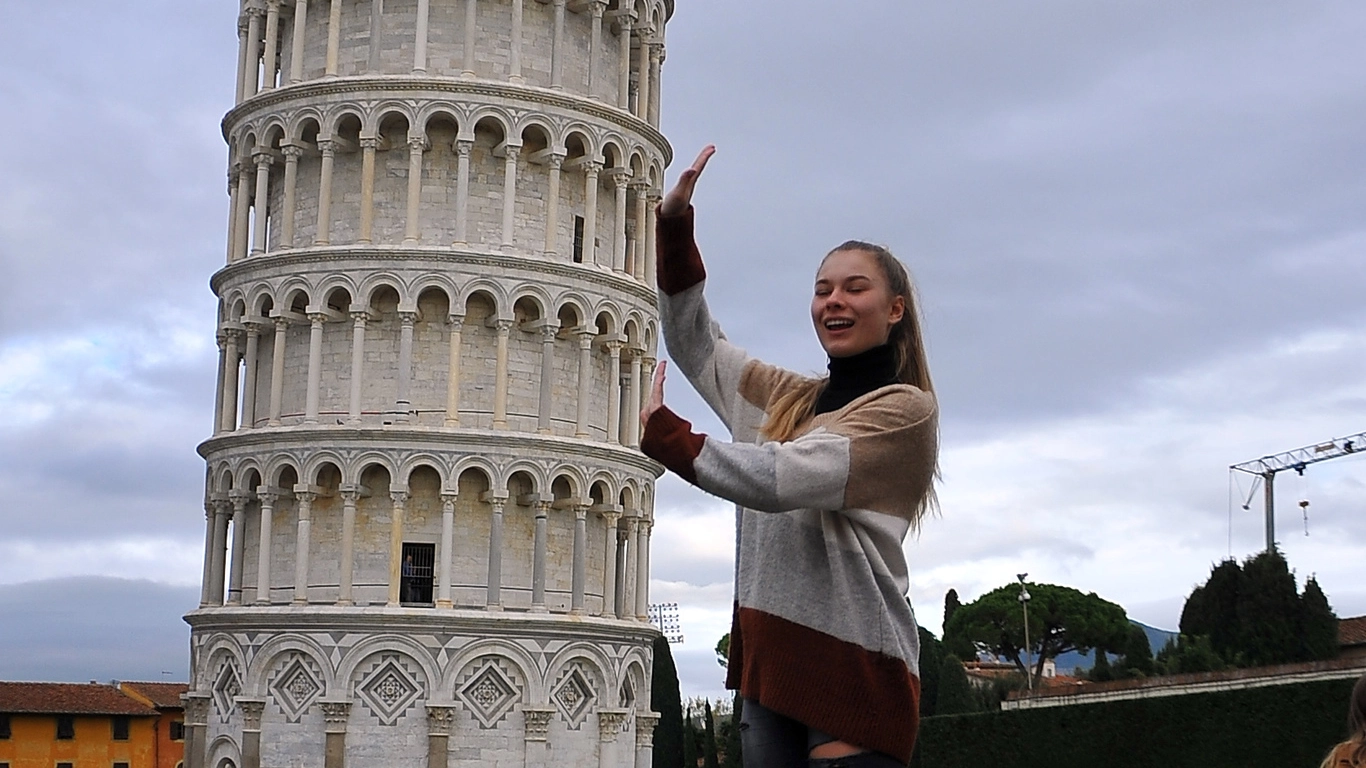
[1231,430,1366,552]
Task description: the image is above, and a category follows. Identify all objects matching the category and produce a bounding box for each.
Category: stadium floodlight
[647,602,684,643]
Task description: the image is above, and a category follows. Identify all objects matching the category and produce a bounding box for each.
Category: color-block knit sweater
[641,207,938,763]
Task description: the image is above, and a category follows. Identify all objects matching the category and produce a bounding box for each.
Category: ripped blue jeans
[738,698,906,768]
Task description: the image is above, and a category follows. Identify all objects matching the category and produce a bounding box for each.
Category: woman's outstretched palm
[659,145,715,217]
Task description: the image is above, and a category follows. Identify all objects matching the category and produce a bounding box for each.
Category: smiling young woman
[639,146,940,768]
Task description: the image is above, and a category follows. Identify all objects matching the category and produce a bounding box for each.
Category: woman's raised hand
[641,360,667,428]
[659,145,715,217]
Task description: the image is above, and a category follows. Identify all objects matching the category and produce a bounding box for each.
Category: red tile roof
[118,682,189,710]
[1341,616,1366,647]
[0,682,157,716]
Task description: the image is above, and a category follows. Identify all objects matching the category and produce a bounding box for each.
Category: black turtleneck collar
[814,343,899,415]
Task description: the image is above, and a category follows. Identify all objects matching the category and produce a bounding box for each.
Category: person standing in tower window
[640,146,939,768]
[402,554,416,603]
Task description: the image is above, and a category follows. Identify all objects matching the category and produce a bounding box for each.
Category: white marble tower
[185,2,672,766]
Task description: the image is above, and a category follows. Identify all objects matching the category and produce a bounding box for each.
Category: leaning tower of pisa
[184,2,672,767]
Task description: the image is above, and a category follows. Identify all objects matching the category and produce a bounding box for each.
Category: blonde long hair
[1322,672,1366,768]
[760,241,939,522]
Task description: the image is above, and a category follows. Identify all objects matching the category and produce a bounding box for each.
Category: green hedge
[910,677,1354,768]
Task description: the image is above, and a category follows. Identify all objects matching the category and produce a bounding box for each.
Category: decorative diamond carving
[552,666,596,729]
[458,662,519,729]
[619,678,635,710]
[212,662,241,723]
[269,656,321,723]
[356,656,422,726]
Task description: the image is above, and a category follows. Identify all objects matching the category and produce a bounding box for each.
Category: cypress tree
[918,625,944,719]
[1203,559,1245,660]
[651,636,685,768]
[944,589,962,629]
[1237,549,1301,666]
[935,655,977,715]
[1300,575,1339,661]
[1088,648,1113,682]
[1122,623,1154,677]
[702,700,720,768]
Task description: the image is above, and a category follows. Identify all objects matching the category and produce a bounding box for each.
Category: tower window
[112,715,130,740]
[573,216,585,263]
[400,543,435,605]
[56,715,75,740]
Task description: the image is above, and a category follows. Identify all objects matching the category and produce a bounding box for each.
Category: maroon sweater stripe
[726,604,921,764]
[654,205,706,295]
[640,406,705,485]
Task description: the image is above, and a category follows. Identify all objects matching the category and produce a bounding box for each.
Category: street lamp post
[1017,573,1032,692]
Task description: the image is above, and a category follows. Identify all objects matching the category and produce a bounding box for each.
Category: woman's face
[811,249,905,358]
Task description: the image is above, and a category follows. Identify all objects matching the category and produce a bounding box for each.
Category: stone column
[571,504,588,613]
[395,311,418,422]
[347,310,368,424]
[235,16,250,104]
[522,707,555,768]
[626,347,642,447]
[605,341,622,444]
[597,710,628,768]
[292,489,316,603]
[616,14,634,110]
[550,0,566,89]
[648,45,663,126]
[251,151,274,255]
[289,0,308,84]
[635,30,653,121]
[509,0,524,83]
[492,319,511,428]
[426,705,454,768]
[618,514,636,619]
[225,165,241,263]
[438,492,456,607]
[314,139,335,244]
[388,490,409,605]
[536,325,557,434]
[254,490,278,604]
[240,322,262,428]
[444,314,464,425]
[587,1,606,98]
[413,0,430,73]
[338,486,360,604]
[644,192,660,287]
[544,153,564,256]
[210,499,231,605]
[582,161,602,266]
[631,183,649,280]
[453,139,472,245]
[635,519,651,620]
[182,694,210,768]
[280,144,302,248]
[461,0,478,77]
[599,508,619,617]
[199,504,216,606]
[242,7,264,98]
[239,698,265,768]
[500,144,521,249]
[219,328,242,433]
[321,701,350,768]
[405,134,427,244]
[268,316,288,425]
[325,0,342,76]
[261,0,282,91]
[366,0,383,73]
[485,493,507,608]
[635,713,659,768]
[213,333,226,435]
[233,161,253,261]
[530,499,552,611]
[358,136,378,243]
[227,492,250,604]
[609,168,630,272]
[574,330,594,438]
[304,312,326,423]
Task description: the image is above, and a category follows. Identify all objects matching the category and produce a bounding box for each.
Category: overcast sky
[2,1,1364,703]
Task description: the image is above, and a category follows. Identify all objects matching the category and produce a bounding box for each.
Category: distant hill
[1054,620,1178,673]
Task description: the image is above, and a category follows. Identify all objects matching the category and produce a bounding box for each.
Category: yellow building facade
[0,682,176,768]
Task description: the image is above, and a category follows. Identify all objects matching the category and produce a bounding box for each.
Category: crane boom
[1230,430,1366,552]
